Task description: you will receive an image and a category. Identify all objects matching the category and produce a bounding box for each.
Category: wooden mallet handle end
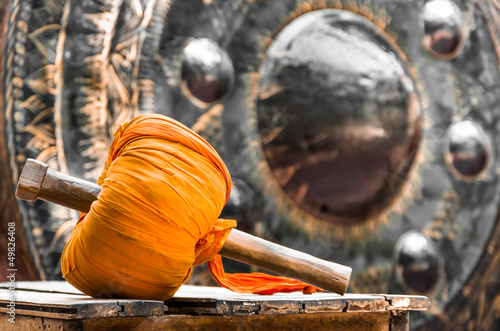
[16,159,102,212]
[16,158,49,202]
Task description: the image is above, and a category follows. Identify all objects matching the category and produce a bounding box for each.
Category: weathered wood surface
[0,281,429,331]
[0,281,430,314]
[0,281,430,319]
[2,312,400,331]
[16,159,352,295]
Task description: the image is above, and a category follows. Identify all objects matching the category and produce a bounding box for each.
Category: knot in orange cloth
[61,114,321,300]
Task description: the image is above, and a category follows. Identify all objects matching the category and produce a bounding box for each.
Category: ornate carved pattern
[3,0,71,280]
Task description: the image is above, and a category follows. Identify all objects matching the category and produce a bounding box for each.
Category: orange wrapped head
[61,114,235,300]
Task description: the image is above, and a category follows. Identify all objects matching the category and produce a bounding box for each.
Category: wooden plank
[0,281,430,307]
[2,311,394,331]
[0,307,78,320]
[164,291,420,316]
[303,299,345,313]
[0,316,68,331]
[0,281,430,319]
[0,281,428,330]
[81,312,393,331]
[166,288,386,315]
[383,294,431,311]
[390,311,410,331]
[0,288,99,307]
[0,281,85,296]
[0,281,430,306]
[0,289,164,319]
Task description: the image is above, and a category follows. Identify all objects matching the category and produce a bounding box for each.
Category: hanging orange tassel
[207,254,321,295]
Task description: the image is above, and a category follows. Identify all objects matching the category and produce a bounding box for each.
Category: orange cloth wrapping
[61,114,320,300]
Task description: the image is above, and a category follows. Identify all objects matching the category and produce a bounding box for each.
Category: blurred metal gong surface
[2,0,500,330]
[257,10,421,224]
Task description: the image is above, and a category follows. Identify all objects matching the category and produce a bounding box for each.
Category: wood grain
[16,159,102,213]
[0,281,429,330]
[0,281,430,314]
[16,159,351,294]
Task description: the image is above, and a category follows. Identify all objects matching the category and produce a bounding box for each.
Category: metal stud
[421,0,466,60]
[180,38,235,108]
[444,120,491,181]
[394,231,441,294]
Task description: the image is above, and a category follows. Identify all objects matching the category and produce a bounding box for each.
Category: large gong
[2,0,500,329]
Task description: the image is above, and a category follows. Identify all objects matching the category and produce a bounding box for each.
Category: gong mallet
[16,158,352,295]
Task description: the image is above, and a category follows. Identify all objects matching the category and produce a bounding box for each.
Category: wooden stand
[0,281,429,331]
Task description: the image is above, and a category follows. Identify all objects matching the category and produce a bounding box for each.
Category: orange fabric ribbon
[61,114,319,300]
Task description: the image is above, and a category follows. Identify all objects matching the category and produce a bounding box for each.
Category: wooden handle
[220,231,351,295]
[16,159,102,212]
[16,158,351,294]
